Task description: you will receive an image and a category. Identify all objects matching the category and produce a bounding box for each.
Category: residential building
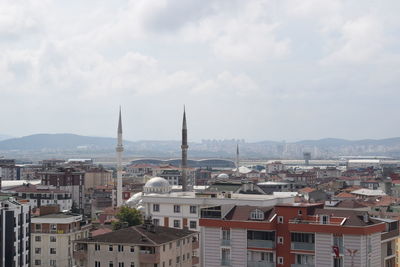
[0,196,31,267]
[199,203,399,267]
[6,184,72,211]
[83,168,113,190]
[39,167,85,213]
[31,209,91,267]
[73,222,199,267]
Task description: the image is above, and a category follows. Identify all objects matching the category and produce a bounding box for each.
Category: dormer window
[250,209,264,220]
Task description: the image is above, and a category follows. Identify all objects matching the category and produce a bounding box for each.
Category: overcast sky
[1,0,400,142]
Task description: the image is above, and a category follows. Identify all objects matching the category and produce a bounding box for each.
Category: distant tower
[303,152,311,166]
[236,144,240,177]
[116,107,124,207]
[181,107,189,191]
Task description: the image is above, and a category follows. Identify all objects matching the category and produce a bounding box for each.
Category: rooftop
[78,225,195,245]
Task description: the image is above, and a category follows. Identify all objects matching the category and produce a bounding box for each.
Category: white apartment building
[127,177,295,232]
[31,212,91,267]
[6,184,73,211]
[0,196,31,267]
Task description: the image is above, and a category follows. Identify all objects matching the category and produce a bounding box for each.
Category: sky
[1,0,400,142]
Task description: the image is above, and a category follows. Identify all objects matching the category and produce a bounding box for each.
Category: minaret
[236,143,240,177]
[181,106,189,191]
[116,107,124,207]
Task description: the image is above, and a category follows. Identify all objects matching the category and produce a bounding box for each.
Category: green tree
[115,206,142,228]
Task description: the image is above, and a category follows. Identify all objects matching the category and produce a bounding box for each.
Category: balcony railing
[291,242,315,251]
[221,259,231,266]
[247,260,275,267]
[291,264,315,267]
[73,250,87,261]
[192,256,199,265]
[221,239,231,246]
[247,239,275,249]
[139,252,160,264]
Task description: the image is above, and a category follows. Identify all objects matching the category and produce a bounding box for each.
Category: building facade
[73,223,199,267]
[0,196,31,267]
[199,203,398,267]
[31,212,91,267]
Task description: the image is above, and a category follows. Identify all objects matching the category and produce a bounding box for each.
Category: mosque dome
[125,192,142,206]
[143,177,171,194]
[217,173,229,180]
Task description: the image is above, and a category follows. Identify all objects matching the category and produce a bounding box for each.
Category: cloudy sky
[1,0,400,142]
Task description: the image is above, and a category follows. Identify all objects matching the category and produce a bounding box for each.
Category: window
[169,259,172,266]
[222,229,230,241]
[50,248,56,254]
[118,245,124,252]
[277,216,284,223]
[333,257,343,267]
[250,209,264,220]
[50,224,57,231]
[183,254,185,261]
[173,205,180,213]
[189,221,197,229]
[278,257,284,264]
[291,233,315,243]
[333,236,343,253]
[221,248,230,266]
[321,215,329,224]
[247,230,275,241]
[35,248,41,254]
[278,236,284,244]
[190,206,197,214]
[50,260,57,266]
[177,240,181,247]
[35,224,41,230]
[130,246,135,252]
[176,256,180,263]
[163,244,165,252]
[298,210,302,216]
[95,262,101,267]
[153,204,160,212]
[130,263,135,267]
[153,219,160,226]
[34,260,41,265]
[169,243,172,249]
[50,236,56,242]
[95,244,100,251]
[118,263,124,267]
[109,262,114,267]
[173,220,180,228]
[35,236,41,242]
[109,245,113,251]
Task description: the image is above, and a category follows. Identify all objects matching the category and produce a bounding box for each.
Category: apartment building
[73,222,199,267]
[199,203,399,267]
[0,196,31,267]
[128,177,294,232]
[39,167,85,213]
[31,210,91,267]
[6,184,72,211]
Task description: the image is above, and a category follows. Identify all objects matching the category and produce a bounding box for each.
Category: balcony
[221,239,231,246]
[291,242,315,251]
[73,250,87,261]
[221,259,231,266]
[247,260,275,267]
[291,264,315,267]
[192,256,199,265]
[193,240,199,249]
[139,253,160,264]
[247,240,275,249]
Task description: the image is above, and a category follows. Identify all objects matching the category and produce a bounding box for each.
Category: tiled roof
[78,225,195,245]
[335,192,356,198]
[224,206,274,221]
[299,187,316,193]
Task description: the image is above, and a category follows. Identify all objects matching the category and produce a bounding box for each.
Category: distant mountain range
[1,134,400,159]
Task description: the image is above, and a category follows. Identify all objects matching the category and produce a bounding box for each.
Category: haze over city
[1,0,400,142]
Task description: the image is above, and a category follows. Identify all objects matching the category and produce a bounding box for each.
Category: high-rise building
[0,196,31,267]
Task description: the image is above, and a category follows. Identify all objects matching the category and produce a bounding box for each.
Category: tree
[115,206,142,227]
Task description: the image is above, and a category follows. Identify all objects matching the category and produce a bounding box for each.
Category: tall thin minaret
[116,107,124,207]
[236,143,240,177]
[181,106,189,191]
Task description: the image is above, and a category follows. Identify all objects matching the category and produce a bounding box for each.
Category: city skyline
[1,0,400,142]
